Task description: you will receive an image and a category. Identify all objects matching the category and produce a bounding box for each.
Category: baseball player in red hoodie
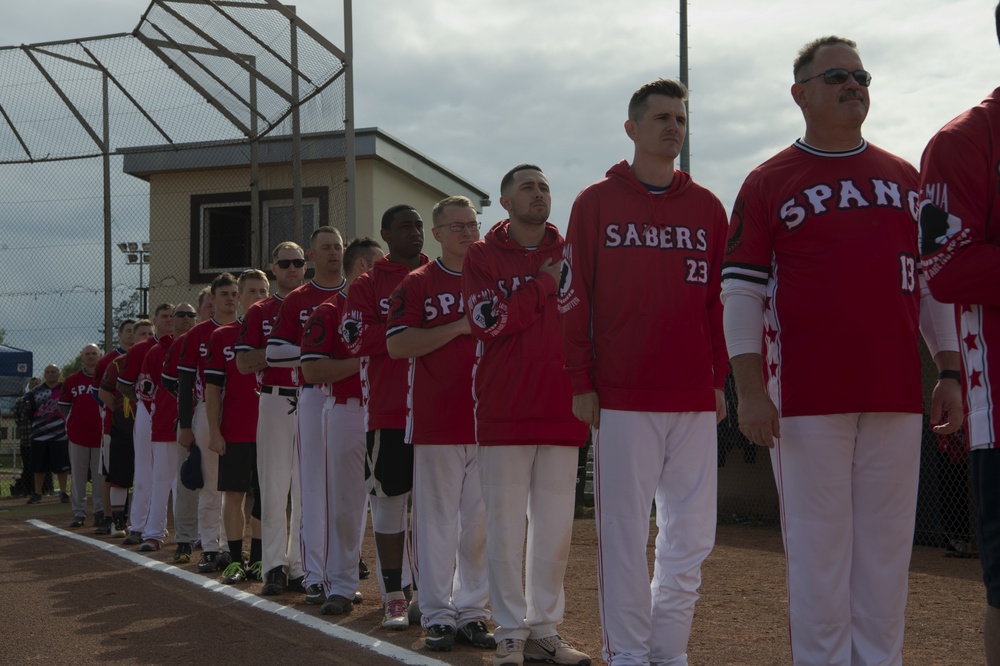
[560,79,728,666]
[463,165,591,666]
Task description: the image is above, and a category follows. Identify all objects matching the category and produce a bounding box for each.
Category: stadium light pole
[117,241,150,318]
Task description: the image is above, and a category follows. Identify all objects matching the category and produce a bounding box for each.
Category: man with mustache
[722,36,963,665]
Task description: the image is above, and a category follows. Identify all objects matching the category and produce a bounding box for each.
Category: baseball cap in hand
[180,443,204,490]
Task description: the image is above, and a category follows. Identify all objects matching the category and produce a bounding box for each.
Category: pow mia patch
[303,317,326,348]
[918,202,962,256]
[341,313,363,349]
[470,294,507,335]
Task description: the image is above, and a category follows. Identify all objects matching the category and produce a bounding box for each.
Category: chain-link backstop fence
[0,0,349,499]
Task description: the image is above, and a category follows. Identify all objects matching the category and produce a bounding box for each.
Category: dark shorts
[218,441,257,493]
[31,439,70,475]
[365,428,413,498]
[105,431,135,488]
[971,448,1000,607]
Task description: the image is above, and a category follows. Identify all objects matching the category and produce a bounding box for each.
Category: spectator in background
[59,344,104,528]
[24,365,70,505]
[198,286,215,321]
[12,377,44,497]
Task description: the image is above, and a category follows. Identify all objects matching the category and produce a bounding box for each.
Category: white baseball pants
[297,385,326,588]
[172,440,200,544]
[412,443,489,629]
[478,444,577,642]
[773,412,921,666]
[195,402,225,552]
[257,389,302,579]
[142,439,180,542]
[595,410,717,666]
[129,402,153,533]
[321,396,367,598]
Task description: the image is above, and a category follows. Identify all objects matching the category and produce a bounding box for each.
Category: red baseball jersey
[142,335,178,442]
[93,347,124,435]
[204,320,261,443]
[100,355,135,436]
[161,333,185,395]
[462,220,588,447]
[343,254,429,431]
[236,294,295,388]
[722,140,923,417]
[117,336,160,412]
[560,161,729,412]
[387,259,476,445]
[268,279,347,386]
[177,318,223,403]
[59,369,101,448]
[919,86,1000,449]
[301,293,362,400]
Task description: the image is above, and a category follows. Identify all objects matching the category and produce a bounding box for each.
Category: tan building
[120,127,490,307]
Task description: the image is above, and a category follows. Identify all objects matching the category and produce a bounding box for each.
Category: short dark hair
[117,319,135,334]
[153,303,173,318]
[310,226,343,246]
[238,269,269,288]
[211,272,237,295]
[628,79,688,122]
[500,164,544,196]
[343,237,382,270]
[133,319,153,331]
[380,204,418,230]
[271,241,304,262]
[793,36,857,82]
[197,286,212,308]
[432,196,475,225]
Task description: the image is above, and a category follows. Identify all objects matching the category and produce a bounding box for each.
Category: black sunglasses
[798,68,871,87]
[274,258,306,269]
[173,311,197,318]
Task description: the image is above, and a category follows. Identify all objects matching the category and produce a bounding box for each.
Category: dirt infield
[0,497,985,665]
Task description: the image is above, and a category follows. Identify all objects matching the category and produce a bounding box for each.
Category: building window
[189,188,329,284]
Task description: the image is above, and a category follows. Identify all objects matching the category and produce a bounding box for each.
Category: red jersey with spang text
[59,369,101,448]
[560,161,729,412]
[919,87,1000,449]
[177,318,223,403]
[300,293,362,400]
[93,347,124,436]
[343,255,429,431]
[463,221,588,447]
[722,140,922,417]
[204,320,260,443]
[142,335,177,442]
[268,279,346,386]
[387,259,476,445]
[236,294,295,388]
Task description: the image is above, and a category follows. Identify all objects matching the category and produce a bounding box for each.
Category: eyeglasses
[173,311,197,318]
[274,258,306,269]
[798,68,871,87]
[434,221,481,234]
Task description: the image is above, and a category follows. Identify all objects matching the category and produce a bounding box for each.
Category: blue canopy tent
[0,345,33,397]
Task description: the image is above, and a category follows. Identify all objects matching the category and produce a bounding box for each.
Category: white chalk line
[27,519,449,666]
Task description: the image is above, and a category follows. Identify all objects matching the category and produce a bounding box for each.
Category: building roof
[118,127,490,207]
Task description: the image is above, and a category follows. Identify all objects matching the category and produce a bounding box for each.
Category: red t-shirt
[343,255,429,431]
[722,140,923,417]
[301,293,362,400]
[204,320,261,442]
[59,369,101,448]
[268,279,346,386]
[387,259,476,445]
[143,336,178,442]
[236,294,295,388]
[117,336,159,412]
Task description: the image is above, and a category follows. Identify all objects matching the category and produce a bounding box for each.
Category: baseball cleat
[492,637,525,666]
[220,562,247,585]
[172,542,193,564]
[261,568,287,596]
[381,593,409,630]
[320,594,353,615]
[425,624,456,651]
[457,620,496,649]
[523,635,590,665]
[304,584,326,605]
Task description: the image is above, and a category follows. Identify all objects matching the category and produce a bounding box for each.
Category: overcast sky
[4,0,998,222]
[2,0,998,367]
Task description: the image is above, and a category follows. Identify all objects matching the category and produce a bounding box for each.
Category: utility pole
[679,0,690,174]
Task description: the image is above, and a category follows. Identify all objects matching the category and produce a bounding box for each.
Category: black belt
[261,385,297,398]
